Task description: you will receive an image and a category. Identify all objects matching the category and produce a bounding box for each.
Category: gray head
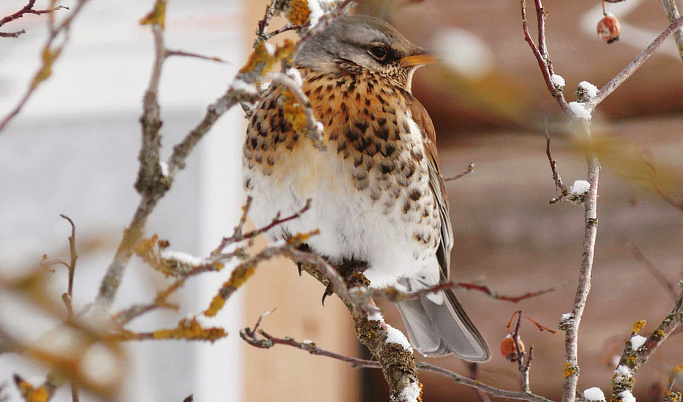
[294,15,433,90]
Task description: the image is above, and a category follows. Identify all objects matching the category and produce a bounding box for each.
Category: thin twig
[165,49,228,63]
[240,315,552,402]
[0,0,88,132]
[455,282,556,303]
[520,0,569,112]
[444,162,475,182]
[0,0,68,37]
[657,0,683,61]
[627,242,678,301]
[592,16,683,106]
[545,131,568,204]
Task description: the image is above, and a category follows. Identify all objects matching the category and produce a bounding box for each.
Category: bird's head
[294,15,433,91]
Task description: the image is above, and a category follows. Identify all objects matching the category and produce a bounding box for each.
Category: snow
[367,308,384,322]
[570,180,591,196]
[159,161,169,177]
[568,101,592,120]
[301,339,314,345]
[578,81,599,99]
[231,77,258,95]
[315,121,324,132]
[614,365,631,379]
[399,382,421,402]
[264,42,276,55]
[196,314,221,328]
[630,334,647,350]
[285,68,303,87]
[619,390,636,402]
[160,249,205,265]
[551,74,565,89]
[385,324,413,352]
[562,313,573,320]
[583,387,606,401]
[307,0,325,27]
[80,344,120,387]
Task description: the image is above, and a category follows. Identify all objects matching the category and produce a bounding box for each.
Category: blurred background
[1,0,682,401]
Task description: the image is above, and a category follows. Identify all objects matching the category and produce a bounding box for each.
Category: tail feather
[395,288,490,361]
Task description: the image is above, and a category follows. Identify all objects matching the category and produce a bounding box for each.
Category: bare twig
[241,314,552,402]
[627,242,679,301]
[520,0,569,112]
[455,282,556,303]
[657,0,683,61]
[0,0,89,132]
[164,49,228,63]
[545,132,569,204]
[592,16,683,106]
[444,162,475,182]
[0,0,68,38]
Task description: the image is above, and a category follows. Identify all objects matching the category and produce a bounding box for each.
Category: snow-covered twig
[610,289,683,399]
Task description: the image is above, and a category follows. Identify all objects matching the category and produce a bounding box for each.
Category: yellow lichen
[563,362,576,378]
[656,329,666,338]
[632,319,646,333]
[674,364,683,374]
[204,294,226,317]
[239,39,296,75]
[226,266,255,289]
[139,0,167,28]
[153,318,226,343]
[287,0,311,26]
[282,89,307,134]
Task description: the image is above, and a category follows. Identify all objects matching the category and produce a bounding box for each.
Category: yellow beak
[401,53,436,67]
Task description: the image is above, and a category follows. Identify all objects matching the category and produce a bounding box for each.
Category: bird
[242,14,490,361]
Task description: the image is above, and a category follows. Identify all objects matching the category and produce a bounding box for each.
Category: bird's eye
[369,45,388,61]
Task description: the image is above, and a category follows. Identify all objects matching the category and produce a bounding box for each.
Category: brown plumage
[243,15,490,361]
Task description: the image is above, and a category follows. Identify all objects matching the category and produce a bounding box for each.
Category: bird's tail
[395,288,490,361]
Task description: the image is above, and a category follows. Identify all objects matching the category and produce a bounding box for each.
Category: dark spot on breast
[267,155,276,166]
[377,117,387,126]
[354,122,368,134]
[365,157,375,170]
[379,162,393,174]
[411,150,424,162]
[254,155,263,164]
[344,127,359,142]
[404,163,416,179]
[378,96,387,106]
[353,155,363,167]
[354,170,368,181]
[381,143,396,157]
[337,141,347,154]
[365,98,371,107]
[314,86,323,96]
[250,137,258,149]
[356,137,372,154]
[402,121,411,134]
[408,188,422,201]
[402,201,411,214]
[375,126,390,141]
[340,102,347,112]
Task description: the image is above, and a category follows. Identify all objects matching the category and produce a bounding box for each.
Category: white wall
[0,1,246,400]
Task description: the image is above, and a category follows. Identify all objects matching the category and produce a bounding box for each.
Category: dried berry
[597,14,621,44]
[500,333,525,362]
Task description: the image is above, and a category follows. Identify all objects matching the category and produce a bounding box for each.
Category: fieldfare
[243,14,490,361]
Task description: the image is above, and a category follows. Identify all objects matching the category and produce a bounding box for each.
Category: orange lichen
[287,0,311,26]
[14,376,50,402]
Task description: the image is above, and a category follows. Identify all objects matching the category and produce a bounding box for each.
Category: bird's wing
[408,98,453,280]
